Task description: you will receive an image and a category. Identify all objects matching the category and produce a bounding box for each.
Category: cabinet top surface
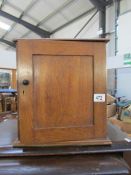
[16,38,109,43]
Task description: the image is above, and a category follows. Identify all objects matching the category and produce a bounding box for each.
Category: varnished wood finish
[17,39,108,146]
[14,138,111,147]
[124,152,131,168]
[11,69,17,89]
[0,141,131,157]
[33,55,93,128]
[0,154,130,175]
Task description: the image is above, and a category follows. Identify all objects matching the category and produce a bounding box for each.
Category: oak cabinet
[16,39,110,146]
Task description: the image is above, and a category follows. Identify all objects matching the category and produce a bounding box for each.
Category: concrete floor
[107,122,128,141]
[0,116,17,146]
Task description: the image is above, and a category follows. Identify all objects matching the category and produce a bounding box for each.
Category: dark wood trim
[16,38,110,43]
[0,141,130,157]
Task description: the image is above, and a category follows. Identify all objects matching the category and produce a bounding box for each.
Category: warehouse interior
[0,0,131,174]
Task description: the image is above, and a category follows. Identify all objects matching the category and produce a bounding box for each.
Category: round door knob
[22,80,29,85]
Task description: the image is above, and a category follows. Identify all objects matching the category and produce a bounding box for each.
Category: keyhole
[23,90,24,95]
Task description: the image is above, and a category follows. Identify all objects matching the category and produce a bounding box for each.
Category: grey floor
[0,117,17,146]
[107,122,128,141]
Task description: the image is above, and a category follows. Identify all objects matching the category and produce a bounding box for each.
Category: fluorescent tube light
[0,21,10,30]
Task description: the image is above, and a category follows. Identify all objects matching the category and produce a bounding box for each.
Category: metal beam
[74,10,98,38]
[19,0,75,38]
[0,10,51,37]
[99,6,106,38]
[6,1,39,23]
[0,38,16,48]
[102,0,113,6]
[99,0,107,6]
[90,0,113,11]
[89,0,105,11]
[52,7,96,34]
[115,0,120,55]
[90,0,113,38]
[1,0,39,39]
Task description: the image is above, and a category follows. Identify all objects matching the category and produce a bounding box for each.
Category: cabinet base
[14,138,112,148]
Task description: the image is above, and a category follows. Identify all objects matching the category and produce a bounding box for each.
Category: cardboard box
[107,94,116,105]
[122,122,131,133]
[107,103,116,118]
[109,117,131,134]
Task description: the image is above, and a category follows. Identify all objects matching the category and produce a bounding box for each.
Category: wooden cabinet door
[17,39,107,145]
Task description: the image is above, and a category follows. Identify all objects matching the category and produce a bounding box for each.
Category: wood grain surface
[0,154,130,175]
[17,39,108,145]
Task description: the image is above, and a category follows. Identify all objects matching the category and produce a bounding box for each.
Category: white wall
[116,6,131,99]
[0,51,16,69]
[118,12,131,54]
[117,68,131,100]
[107,54,131,69]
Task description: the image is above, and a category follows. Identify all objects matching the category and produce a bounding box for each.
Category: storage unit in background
[16,39,110,146]
[107,94,116,118]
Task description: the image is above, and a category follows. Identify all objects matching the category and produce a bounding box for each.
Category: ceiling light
[0,21,10,30]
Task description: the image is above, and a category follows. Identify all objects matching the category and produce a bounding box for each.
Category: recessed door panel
[33,55,94,129]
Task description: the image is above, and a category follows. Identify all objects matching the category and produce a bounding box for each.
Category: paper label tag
[94,94,105,102]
